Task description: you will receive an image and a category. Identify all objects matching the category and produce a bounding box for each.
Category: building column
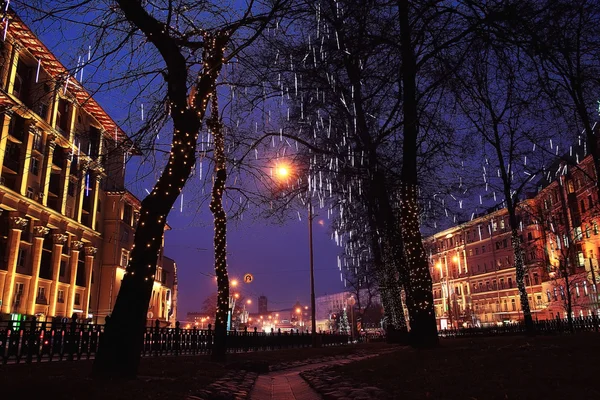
[90,174,101,230]
[66,240,83,318]
[82,246,97,318]
[48,233,68,316]
[0,109,14,173]
[39,134,57,206]
[17,122,35,196]
[58,150,72,214]
[4,42,20,94]
[1,216,28,314]
[74,165,88,223]
[26,226,50,315]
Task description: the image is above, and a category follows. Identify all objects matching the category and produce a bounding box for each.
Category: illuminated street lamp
[275,161,317,345]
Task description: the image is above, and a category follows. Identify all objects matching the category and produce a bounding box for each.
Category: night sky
[16,5,347,319]
[160,205,344,317]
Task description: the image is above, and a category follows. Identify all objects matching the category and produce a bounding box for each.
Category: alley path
[249,352,387,400]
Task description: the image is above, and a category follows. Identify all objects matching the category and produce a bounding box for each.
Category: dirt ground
[323,334,600,399]
[0,343,392,399]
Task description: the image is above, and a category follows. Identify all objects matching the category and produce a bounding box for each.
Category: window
[508,277,513,288]
[588,195,594,210]
[511,299,516,311]
[533,273,539,285]
[120,249,129,267]
[560,286,565,300]
[576,283,580,298]
[17,249,26,268]
[581,199,586,213]
[36,286,47,303]
[524,275,530,286]
[30,157,40,176]
[500,219,505,230]
[527,232,533,241]
[13,282,24,306]
[67,180,76,197]
[482,245,486,253]
[546,290,552,302]
[74,293,81,306]
[586,225,591,238]
[503,239,508,248]
[57,289,65,303]
[475,247,479,255]
[492,280,497,290]
[32,129,43,152]
[496,241,502,250]
[123,203,133,226]
[575,227,583,241]
[60,260,67,277]
[500,278,505,289]
[584,281,589,296]
[553,287,558,301]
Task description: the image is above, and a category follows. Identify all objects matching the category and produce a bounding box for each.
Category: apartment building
[0,11,177,325]
[426,135,600,329]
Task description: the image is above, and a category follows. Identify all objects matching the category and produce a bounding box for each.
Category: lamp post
[275,161,317,346]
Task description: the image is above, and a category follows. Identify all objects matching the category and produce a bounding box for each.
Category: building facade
[257,295,268,314]
[0,11,177,325]
[425,135,600,329]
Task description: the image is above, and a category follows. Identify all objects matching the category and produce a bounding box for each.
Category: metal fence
[0,318,349,365]
[438,315,600,338]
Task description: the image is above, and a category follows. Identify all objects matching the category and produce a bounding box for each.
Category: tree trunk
[93,1,227,377]
[208,96,230,361]
[398,0,438,348]
[509,227,535,332]
[562,263,574,333]
[365,172,407,330]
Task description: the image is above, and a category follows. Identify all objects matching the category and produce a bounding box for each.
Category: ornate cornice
[33,226,50,238]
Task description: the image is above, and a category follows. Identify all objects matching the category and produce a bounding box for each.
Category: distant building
[258,295,268,314]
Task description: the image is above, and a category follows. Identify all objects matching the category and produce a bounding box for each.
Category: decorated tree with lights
[17,0,290,378]
[338,308,350,335]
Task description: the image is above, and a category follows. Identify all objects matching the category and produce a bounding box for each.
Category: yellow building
[0,11,177,324]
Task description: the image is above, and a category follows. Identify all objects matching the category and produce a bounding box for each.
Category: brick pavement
[249,353,388,400]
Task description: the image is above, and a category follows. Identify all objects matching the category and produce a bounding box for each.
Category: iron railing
[0,318,349,365]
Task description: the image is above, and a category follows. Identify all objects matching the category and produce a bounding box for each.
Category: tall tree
[397,0,438,347]
[93,1,228,377]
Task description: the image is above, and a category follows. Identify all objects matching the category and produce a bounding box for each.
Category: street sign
[243,273,253,283]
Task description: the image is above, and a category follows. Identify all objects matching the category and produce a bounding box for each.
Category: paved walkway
[249,353,386,400]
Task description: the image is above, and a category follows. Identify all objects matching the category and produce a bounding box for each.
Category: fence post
[593,312,599,333]
[26,317,37,364]
[174,321,181,356]
[243,326,249,352]
[253,327,258,352]
[68,315,78,361]
[207,324,213,354]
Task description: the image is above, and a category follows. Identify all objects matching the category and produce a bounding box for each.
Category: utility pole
[308,199,317,346]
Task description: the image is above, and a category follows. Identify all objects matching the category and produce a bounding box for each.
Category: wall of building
[0,11,177,325]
